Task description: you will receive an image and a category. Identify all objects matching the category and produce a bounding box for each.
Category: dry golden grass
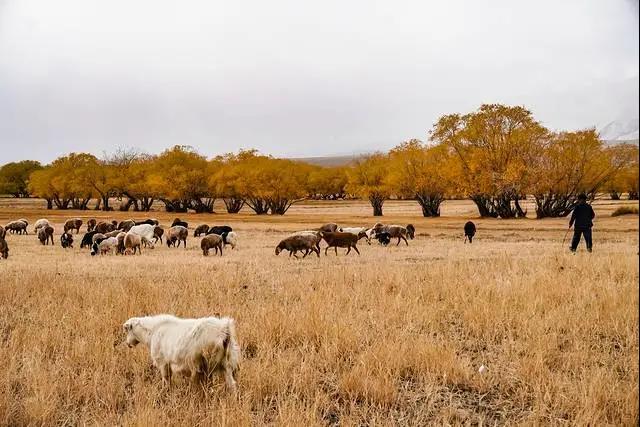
[0,198,638,426]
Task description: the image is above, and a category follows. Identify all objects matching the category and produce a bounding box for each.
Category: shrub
[611,206,639,217]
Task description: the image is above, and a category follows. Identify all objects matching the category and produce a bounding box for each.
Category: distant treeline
[1,104,638,218]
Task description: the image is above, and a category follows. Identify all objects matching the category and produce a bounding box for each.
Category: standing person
[569,193,595,253]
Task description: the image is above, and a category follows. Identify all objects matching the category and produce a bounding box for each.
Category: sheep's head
[275,244,283,255]
[90,242,99,256]
[123,318,141,347]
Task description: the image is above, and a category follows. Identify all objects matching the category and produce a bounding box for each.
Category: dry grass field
[0,198,638,426]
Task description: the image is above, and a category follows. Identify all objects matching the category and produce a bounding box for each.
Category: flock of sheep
[0,215,480,391]
[0,216,470,260]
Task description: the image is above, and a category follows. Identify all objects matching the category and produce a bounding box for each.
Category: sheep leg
[160,364,172,388]
[224,366,237,394]
[219,245,223,256]
[324,247,329,256]
[334,247,338,256]
[402,235,408,246]
[314,247,320,258]
[353,245,360,255]
[345,246,351,255]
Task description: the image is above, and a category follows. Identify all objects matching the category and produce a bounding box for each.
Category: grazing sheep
[275,233,321,258]
[117,219,136,232]
[91,236,118,256]
[221,231,238,249]
[87,218,97,232]
[128,224,156,248]
[338,227,371,244]
[0,226,5,239]
[135,219,159,226]
[37,225,55,245]
[166,225,188,248]
[319,223,338,233]
[116,232,127,255]
[60,232,74,248]
[207,225,233,236]
[34,218,50,233]
[63,218,83,234]
[373,223,410,246]
[464,221,476,243]
[201,234,224,256]
[171,218,189,228]
[153,226,164,244]
[80,231,99,249]
[406,224,416,240]
[0,236,8,259]
[103,229,123,238]
[320,231,360,256]
[95,221,116,234]
[92,233,107,244]
[124,232,142,255]
[194,224,210,237]
[5,220,28,235]
[123,314,240,391]
[375,231,391,246]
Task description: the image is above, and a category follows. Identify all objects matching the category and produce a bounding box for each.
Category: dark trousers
[571,228,592,251]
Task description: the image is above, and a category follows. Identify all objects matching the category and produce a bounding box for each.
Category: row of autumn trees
[1,104,638,218]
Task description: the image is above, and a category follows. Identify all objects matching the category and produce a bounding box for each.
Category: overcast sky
[0,0,638,163]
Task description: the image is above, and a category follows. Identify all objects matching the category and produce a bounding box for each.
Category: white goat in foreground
[123,314,240,392]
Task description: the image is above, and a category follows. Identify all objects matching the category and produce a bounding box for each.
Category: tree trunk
[141,197,154,211]
[610,191,621,200]
[470,194,499,218]
[46,198,53,210]
[223,197,245,213]
[534,193,594,218]
[101,195,110,211]
[246,198,269,215]
[369,193,385,216]
[628,191,638,200]
[416,193,443,217]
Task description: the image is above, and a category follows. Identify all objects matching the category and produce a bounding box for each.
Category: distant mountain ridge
[599,118,639,141]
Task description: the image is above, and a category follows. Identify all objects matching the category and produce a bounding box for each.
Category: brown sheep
[63,218,83,234]
[373,223,410,246]
[166,225,188,248]
[0,236,8,259]
[95,221,116,234]
[319,223,338,233]
[153,226,164,244]
[124,232,142,255]
[201,234,223,256]
[275,233,321,258]
[194,224,210,237]
[118,219,136,232]
[320,231,360,256]
[103,230,123,238]
[5,220,28,235]
[0,225,5,239]
[87,218,97,232]
[38,225,55,245]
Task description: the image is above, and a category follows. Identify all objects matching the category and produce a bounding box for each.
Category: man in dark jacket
[569,193,595,253]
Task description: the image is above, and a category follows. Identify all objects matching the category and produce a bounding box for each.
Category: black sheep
[80,230,99,249]
[375,231,391,246]
[464,221,476,243]
[207,225,233,236]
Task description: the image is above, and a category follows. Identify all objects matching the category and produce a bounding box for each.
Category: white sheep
[127,224,156,248]
[123,314,240,391]
[222,231,238,249]
[34,218,50,233]
[91,236,118,256]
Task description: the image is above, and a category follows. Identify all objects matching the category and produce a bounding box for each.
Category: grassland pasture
[0,198,638,425]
